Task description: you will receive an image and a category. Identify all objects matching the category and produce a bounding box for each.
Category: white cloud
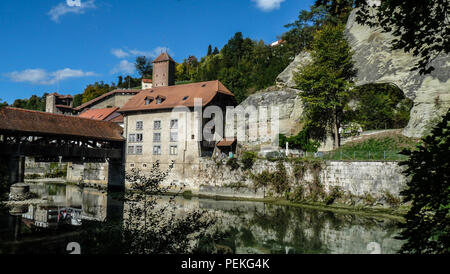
[48,0,96,22]
[112,47,173,59]
[251,0,285,11]
[5,68,97,85]
[111,49,130,58]
[111,60,135,75]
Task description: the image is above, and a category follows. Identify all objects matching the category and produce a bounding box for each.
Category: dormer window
[144,96,154,105]
[156,96,166,104]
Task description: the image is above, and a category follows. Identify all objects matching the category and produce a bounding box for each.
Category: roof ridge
[74,89,142,110]
[2,106,120,124]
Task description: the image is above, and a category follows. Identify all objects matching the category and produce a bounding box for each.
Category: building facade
[119,54,236,186]
[45,93,74,115]
[152,52,176,87]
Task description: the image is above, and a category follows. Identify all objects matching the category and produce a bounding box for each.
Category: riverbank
[16,180,408,220]
[175,189,409,220]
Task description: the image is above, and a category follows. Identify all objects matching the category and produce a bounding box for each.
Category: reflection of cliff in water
[196,199,403,254]
[0,183,403,254]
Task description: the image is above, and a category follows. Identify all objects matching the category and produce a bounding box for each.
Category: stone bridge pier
[5,155,25,186]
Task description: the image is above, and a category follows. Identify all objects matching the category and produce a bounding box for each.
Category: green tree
[0,99,7,108]
[398,109,450,254]
[283,4,338,55]
[82,81,114,103]
[346,83,413,130]
[73,94,83,108]
[135,56,153,78]
[314,0,355,18]
[207,44,212,56]
[355,0,449,74]
[11,94,46,111]
[294,24,356,148]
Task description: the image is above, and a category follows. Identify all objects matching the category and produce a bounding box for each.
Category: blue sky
[0,0,313,104]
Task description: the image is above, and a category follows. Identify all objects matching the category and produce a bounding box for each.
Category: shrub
[241,151,257,170]
[279,127,320,152]
[265,151,285,162]
[251,162,289,195]
[226,158,240,171]
[324,186,343,205]
[289,185,304,202]
[363,192,376,205]
[383,190,401,207]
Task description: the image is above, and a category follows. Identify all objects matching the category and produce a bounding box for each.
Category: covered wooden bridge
[0,107,126,190]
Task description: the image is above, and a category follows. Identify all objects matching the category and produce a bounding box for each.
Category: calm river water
[0,183,404,254]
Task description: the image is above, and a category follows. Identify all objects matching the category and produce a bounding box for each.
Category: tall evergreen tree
[294,24,356,148]
[207,45,212,56]
[135,56,153,78]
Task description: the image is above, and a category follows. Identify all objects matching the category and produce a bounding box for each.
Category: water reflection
[0,183,403,254]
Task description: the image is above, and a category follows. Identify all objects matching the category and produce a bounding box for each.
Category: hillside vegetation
[324,130,422,161]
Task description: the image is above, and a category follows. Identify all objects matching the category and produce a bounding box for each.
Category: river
[0,182,404,254]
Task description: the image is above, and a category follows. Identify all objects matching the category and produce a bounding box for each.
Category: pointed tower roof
[153,52,175,63]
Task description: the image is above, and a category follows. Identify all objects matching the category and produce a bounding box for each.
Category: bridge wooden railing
[0,143,123,159]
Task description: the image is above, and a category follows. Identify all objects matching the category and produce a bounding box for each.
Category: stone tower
[152,52,175,87]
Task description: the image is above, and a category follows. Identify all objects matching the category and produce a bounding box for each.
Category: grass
[324,130,422,161]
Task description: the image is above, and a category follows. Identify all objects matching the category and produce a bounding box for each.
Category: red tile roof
[142,79,153,83]
[74,89,141,111]
[49,93,73,99]
[153,52,175,63]
[0,107,124,141]
[55,104,74,109]
[108,114,124,123]
[78,107,119,121]
[118,80,234,113]
[216,138,236,147]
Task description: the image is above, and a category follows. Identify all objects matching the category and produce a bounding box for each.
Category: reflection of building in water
[22,205,85,228]
[19,184,121,229]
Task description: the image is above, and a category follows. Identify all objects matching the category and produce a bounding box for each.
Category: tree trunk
[333,108,340,149]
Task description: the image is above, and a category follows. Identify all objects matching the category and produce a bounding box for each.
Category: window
[136,121,143,130]
[170,132,178,142]
[136,145,143,155]
[182,96,189,101]
[170,145,178,155]
[136,133,143,142]
[170,119,178,129]
[154,120,161,130]
[144,97,153,105]
[153,133,161,142]
[156,96,165,104]
[127,146,134,155]
[128,134,136,143]
[153,145,161,155]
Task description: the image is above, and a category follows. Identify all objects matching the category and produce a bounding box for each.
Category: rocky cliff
[274,9,449,138]
[237,86,304,149]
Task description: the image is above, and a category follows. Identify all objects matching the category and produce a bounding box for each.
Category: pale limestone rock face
[236,87,304,149]
[345,9,450,137]
[276,51,312,88]
[275,9,450,138]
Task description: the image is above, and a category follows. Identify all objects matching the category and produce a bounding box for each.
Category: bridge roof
[0,107,124,142]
